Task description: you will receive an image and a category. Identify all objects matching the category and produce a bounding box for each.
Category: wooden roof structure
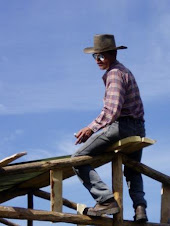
[0,136,170,226]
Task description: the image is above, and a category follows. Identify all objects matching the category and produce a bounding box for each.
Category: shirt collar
[102,60,119,84]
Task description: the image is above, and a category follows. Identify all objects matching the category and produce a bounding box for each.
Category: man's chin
[98,65,106,70]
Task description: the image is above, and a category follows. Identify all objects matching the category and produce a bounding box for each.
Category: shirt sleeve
[88,69,125,132]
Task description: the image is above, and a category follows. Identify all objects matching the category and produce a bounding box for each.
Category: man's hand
[75,127,93,145]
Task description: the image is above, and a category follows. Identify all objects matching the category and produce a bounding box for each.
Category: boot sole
[87,207,120,216]
[136,217,148,223]
[135,215,148,222]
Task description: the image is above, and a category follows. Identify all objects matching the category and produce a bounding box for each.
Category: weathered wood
[107,136,155,154]
[33,189,77,210]
[123,220,170,226]
[1,136,154,176]
[122,154,170,185]
[0,205,113,225]
[0,218,19,226]
[0,153,112,175]
[0,152,27,167]
[0,206,169,226]
[0,152,113,204]
[0,188,34,204]
[161,184,170,224]
[50,170,63,212]
[27,193,33,226]
[112,153,123,225]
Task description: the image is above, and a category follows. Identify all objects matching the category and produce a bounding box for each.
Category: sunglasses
[92,53,105,62]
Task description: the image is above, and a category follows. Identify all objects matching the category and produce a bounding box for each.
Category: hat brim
[84,46,127,54]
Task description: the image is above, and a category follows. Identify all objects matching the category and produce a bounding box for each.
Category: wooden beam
[112,153,123,225]
[0,206,169,226]
[122,154,170,185]
[50,170,63,212]
[0,153,112,175]
[27,193,33,226]
[0,188,33,204]
[33,189,77,210]
[0,152,27,167]
[0,205,113,225]
[161,184,170,224]
[0,218,19,226]
[1,136,154,176]
[123,220,170,226]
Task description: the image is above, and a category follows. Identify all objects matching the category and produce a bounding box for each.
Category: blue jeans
[72,117,147,209]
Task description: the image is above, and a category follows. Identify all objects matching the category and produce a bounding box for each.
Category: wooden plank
[161,184,170,224]
[107,136,155,154]
[122,154,170,185]
[50,170,63,212]
[0,152,27,167]
[112,153,123,225]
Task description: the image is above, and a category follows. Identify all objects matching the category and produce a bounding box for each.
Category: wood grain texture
[50,170,63,212]
[112,154,123,225]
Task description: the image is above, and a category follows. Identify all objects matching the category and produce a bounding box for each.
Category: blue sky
[0,0,170,225]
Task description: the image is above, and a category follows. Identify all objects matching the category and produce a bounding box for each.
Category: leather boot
[134,205,148,222]
[83,198,119,216]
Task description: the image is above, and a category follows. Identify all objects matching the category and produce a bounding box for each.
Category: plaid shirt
[88,60,144,132]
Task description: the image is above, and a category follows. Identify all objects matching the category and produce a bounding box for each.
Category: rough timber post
[161,183,170,224]
[112,153,123,225]
[50,170,63,212]
[27,192,33,226]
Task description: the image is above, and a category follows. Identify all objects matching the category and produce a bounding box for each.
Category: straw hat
[84,34,127,54]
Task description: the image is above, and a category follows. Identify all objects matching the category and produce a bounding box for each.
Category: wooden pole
[50,170,63,212]
[0,205,169,226]
[0,218,19,226]
[161,184,170,224]
[0,205,112,225]
[1,136,154,176]
[27,193,33,226]
[112,153,123,225]
[122,154,170,185]
[33,189,77,210]
[1,152,114,175]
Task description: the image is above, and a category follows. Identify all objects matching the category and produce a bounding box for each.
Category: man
[72,34,148,222]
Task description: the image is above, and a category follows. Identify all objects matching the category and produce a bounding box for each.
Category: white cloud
[24,148,54,161]
[56,135,78,156]
[0,79,102,115]
[0,129,24,146]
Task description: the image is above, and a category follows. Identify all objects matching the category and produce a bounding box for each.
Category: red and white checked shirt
[88,60,144,133]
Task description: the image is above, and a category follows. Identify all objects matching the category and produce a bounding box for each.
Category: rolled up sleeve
[88,69,125,132]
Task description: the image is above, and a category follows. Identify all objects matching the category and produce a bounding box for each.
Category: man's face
[92,52,115,70]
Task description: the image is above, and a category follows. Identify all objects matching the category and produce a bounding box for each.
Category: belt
[117,116,144,122]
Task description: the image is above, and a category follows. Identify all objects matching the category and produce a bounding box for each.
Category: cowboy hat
[84,34,127,54]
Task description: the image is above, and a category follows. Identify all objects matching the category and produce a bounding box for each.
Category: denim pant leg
[124,150,147,209]
[72,123,120,203]
[119,119,147,209]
